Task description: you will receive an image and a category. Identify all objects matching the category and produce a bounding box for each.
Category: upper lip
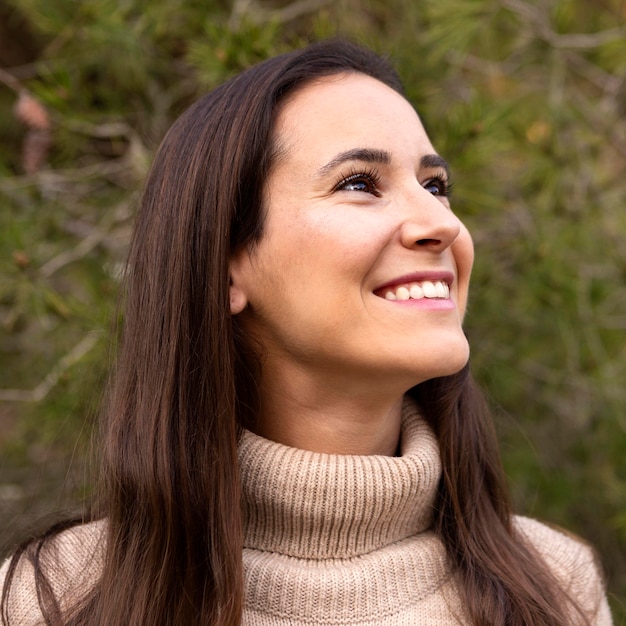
[374,271,455,293]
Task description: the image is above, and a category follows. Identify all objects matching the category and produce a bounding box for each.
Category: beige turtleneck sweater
[0,401,613,624]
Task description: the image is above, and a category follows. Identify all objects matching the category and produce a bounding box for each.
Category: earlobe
[229,249,250,315]
[229,280,248,315]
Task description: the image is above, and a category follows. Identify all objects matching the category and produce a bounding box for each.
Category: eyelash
[423,175,454,198]
[333,168,454,198]
[334,167,382,196]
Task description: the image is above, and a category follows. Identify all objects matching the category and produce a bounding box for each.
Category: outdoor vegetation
[0,0,624,619]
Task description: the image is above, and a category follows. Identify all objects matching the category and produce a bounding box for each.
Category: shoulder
[514,516,613,625]
[514,515,596,572]
[0,520,106,625]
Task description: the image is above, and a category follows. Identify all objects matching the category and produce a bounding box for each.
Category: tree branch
[0,333,100,403]
[502,0,626,49]
[0,67,21,93]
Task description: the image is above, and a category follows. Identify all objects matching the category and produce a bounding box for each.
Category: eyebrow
[315,148,391,178]
[315,148,450,179]
[420,154,450,179]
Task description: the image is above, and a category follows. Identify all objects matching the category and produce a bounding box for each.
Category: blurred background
[0,0,624,619]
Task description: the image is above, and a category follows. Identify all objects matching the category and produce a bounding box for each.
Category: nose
[399,188,462,252]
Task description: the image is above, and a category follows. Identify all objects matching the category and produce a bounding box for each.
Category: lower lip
[378,297,456,311]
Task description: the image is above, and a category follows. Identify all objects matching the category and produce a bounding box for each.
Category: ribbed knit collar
[239,397,442,560]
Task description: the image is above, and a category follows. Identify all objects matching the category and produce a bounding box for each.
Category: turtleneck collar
[238,397,442,560]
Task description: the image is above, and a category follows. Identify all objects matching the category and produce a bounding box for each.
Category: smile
[381,280,450,301]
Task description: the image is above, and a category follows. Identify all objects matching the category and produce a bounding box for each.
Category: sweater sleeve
[514,516,613,626]
[0,521,105,626]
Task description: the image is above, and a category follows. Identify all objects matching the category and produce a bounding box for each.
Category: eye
[423,176,453,197]
[334,169,382,196]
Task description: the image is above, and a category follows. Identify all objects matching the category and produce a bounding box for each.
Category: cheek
[276,209,389,275]
[453,225,474,318]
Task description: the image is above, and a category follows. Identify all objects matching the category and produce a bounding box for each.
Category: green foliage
[0,0,624,618]
[187,15,285,87]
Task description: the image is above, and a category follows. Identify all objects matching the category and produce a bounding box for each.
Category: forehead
[272,72,434,164]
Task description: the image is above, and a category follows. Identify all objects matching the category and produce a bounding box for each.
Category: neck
[253,365,408,455]
[240,396,441,558]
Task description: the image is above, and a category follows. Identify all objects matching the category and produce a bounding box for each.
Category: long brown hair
[3,39,589,625]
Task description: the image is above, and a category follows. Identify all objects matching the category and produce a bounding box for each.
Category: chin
[438,355,470,378]
[411,336,470,383]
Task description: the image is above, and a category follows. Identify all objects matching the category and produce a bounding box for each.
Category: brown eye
[341,175,376,193]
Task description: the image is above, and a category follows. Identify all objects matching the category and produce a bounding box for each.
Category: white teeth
[382,280,450,301]
[422,281,437,298]
[409,284,424,299]
[396,286,410,301]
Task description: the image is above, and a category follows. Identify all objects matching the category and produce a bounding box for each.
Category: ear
[229,281,248,315]
[229,249,249,316]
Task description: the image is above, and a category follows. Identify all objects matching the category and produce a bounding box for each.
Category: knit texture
[0,399,614,624]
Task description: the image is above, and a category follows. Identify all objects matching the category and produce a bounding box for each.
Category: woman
[0,39,612,625]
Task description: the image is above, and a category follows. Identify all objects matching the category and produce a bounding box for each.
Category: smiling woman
[229,72,473,454]
[0,39,612,626]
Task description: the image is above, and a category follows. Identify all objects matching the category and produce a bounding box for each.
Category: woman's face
[230,72,474,396]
